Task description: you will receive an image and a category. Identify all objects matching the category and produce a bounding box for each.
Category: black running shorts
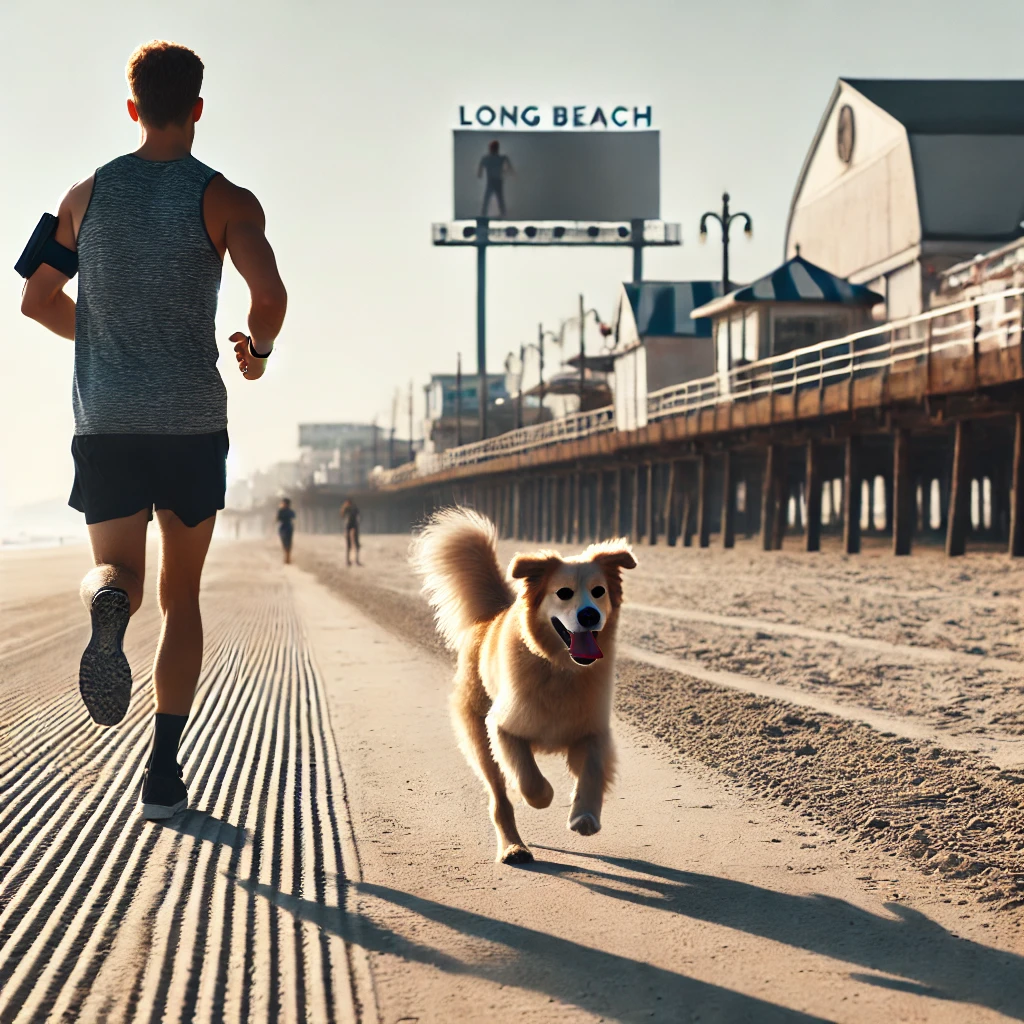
[69,430,229,527]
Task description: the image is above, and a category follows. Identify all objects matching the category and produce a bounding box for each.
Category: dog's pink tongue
[569,631,603,660]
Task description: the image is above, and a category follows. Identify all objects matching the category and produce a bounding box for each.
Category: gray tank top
[73,153,227,435]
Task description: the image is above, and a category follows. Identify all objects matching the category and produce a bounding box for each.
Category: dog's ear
[585,540,637,607]
[509,551,562,606]
[509,551,561,580]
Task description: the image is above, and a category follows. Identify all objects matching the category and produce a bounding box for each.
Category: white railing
[374,406,615,486]
[649,287,1023,420]
[372,288,1023,487]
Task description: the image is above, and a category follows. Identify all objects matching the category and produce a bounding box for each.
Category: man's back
[480,152,509,183]
[75,153,225,435]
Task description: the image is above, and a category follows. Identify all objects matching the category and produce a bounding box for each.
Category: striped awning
[624,281,722,337]
[691,256,883,319]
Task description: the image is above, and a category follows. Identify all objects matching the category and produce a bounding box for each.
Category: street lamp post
[407,379,414,465]
[517,344,525,429]
[504,348,525,431]
[699,191,753,295]
[577,297,606,410]
[455,352,463,447]
[514,328,549,431]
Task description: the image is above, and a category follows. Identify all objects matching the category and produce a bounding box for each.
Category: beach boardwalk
[2,540,1023,1023]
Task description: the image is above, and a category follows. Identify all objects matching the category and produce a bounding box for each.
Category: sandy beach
[2,537,1024,1023]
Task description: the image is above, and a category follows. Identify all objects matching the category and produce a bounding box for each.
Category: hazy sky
[2,0,1023,519]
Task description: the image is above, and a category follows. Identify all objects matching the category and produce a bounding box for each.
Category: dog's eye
[556,587,574,600]
[591,586,606,599]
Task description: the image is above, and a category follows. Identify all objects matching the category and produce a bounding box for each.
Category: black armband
[15,213,78,279]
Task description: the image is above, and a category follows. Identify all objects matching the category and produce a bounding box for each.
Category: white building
[691,254,882,394]
[786,78,1024,319]
[610,281,722,430]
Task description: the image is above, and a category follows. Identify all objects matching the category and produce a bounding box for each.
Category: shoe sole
[79,589,132,727]
[140,798,188,820]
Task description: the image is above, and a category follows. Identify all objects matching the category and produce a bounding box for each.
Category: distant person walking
[478,140,514,218]
[277,497,296,563]
[19,40,287,821]
[341,499,361,566]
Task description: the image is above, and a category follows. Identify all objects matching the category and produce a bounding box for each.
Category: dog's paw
[568,812,601,837]
[522,778,554,810]
[499,843,535,865]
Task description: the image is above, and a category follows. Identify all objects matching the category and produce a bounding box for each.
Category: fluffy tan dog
[410,506,637,864]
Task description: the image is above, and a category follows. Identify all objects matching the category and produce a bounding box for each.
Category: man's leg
[140,510,215,819]
[153,510,216,716]
[79,510,149,726]
[81,509,148,613]
[354,525,362,565]
[346,527,353,566]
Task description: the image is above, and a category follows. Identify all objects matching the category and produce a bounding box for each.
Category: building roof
[786,79,1024,254]
[844,79,1024,134]
[429,372,508,385]
[692,255,883,319]
[623,281,722,338]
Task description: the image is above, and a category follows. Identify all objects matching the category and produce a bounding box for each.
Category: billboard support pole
[476,218,488,442]
[631,218,644,283]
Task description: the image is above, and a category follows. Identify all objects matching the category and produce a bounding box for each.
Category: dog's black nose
[577,606,600,629]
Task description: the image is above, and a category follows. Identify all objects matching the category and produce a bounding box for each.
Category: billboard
[453,130,659,222]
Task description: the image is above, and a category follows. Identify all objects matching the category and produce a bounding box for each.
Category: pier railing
[373,287,1023,487]
[440,406,616,467]
[648,286,1024,419]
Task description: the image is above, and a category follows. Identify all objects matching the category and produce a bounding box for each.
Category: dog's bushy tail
[410,507,513,649]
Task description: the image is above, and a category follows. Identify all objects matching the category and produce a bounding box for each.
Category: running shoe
[140,765,189,820]
[79,587,132,726]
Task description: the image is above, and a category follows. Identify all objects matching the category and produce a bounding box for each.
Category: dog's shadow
[526,845,1024,1019]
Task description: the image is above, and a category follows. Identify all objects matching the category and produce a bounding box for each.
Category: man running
[19,40,287,820]
[340,499,361,567]
[277,497,296,564]
[477,140,514,218]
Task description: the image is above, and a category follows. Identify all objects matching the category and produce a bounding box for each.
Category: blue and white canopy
[691,256,883,319]
[625,280,723,337]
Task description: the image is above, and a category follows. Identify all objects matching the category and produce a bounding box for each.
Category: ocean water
[0,535,87,551]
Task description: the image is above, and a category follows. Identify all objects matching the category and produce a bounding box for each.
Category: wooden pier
[299,288,1024,558]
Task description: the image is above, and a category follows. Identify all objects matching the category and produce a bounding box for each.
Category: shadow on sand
[527,847,1024,1019]
[234,846,1024,1023]
[236,871,829,1022]
[152,808,249,850]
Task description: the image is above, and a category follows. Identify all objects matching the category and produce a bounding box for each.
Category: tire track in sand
[0,554,374,1024]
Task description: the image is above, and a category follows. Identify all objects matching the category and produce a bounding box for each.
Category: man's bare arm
[224,188,287,349]
[20,181,91,339]
[209,183,286,380]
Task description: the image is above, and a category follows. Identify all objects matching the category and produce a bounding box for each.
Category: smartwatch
[247,336,272,359]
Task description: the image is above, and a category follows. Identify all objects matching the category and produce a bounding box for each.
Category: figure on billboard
[478,140,514,218]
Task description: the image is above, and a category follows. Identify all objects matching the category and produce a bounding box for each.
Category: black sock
[149,713,188,775]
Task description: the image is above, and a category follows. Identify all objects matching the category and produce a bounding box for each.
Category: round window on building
[837,104,855,165]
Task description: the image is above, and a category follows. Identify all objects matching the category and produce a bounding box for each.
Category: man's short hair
[126,41,204,129]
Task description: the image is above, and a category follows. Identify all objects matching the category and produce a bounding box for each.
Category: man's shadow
[528,846,1024,1018]
[235,872,829,1023]
[234,845,1024,1023]
[152,808,248,850]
